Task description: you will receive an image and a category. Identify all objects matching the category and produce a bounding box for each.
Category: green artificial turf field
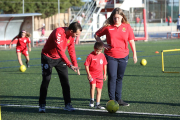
[0,39,180,120]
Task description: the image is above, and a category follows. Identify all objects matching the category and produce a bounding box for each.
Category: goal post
[161,49,180,73]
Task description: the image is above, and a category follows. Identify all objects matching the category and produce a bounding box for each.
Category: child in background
[41,24,45,37]
[84,42,107,109]
[9,30,31,68]
[41,26,45,37]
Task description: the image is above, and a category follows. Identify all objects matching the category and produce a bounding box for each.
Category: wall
[34,13,69,31]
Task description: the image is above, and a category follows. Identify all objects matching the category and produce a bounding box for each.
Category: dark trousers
[39,54,71,106]
[105,54,128,101]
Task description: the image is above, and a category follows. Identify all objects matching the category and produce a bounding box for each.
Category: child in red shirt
[9,30,31,68]
[84,42,107,109]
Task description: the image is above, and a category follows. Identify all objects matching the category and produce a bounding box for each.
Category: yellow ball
[19,65,26,72]
[106,100,119,113]
[140,59,147,66]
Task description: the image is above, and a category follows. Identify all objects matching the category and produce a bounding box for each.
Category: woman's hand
[103,44,111,50]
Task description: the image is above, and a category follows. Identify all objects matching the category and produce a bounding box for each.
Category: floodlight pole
[179,0,180,14]
[23,0,24,14]
[165,0,166,22]
[171,0,173,32]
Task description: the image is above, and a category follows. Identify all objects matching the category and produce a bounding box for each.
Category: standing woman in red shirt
[94,8,137,106]
[9,30,31,67]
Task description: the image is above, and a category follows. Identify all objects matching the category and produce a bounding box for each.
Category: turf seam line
[0,104,180,117]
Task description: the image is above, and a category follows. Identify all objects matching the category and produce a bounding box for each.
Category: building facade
[145,0,179,23]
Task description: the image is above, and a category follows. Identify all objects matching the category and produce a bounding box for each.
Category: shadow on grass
[124,74,180,78]
[2,70,180,78]
[1,95,180,107]
[124,100,180,106]
[1,71,88,76]
[1,106,179,120]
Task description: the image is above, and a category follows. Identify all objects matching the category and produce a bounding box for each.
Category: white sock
[96,102,100,105]
[91,98,94,101]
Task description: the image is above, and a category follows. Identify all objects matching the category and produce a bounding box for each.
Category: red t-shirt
[95,23,135,58]
[16,37,31,49]
[169,18,172,23]
[42,28,45,35]
[84,51,107,80]
[136,17,140,23]
[42,27,78,67]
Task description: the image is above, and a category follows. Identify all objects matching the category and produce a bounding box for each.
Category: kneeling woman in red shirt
[94,8,137,106]
[9,30,31,67]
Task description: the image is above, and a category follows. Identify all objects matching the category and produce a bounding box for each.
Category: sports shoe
[95,104,105,109]
[39,104,46,113]
[26,61,30,68]
[89,100,94,107]
[118,99,130,106]
[64,103,75,111]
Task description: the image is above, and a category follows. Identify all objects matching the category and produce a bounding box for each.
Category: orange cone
[155,51,159,54]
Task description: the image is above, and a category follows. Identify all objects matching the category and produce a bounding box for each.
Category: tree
[0,0,22,14]
[0,0,84,18]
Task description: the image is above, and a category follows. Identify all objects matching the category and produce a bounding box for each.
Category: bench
[167,32,180,39]
[0,40,18,45]
[0,31,48,45]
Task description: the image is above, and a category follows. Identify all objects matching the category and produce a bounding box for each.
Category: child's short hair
[94,42,104,50]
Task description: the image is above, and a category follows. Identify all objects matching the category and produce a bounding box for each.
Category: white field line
[0,104,180,117]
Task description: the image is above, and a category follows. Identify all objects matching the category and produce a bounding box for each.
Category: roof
[0,13,42,17]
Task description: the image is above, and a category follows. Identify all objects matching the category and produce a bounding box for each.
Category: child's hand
[103,75,107,81]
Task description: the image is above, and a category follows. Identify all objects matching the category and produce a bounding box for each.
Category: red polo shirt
[16,37,31,49]
[84,51,107,79]
[95,23,135,58]
[42,27,78,67]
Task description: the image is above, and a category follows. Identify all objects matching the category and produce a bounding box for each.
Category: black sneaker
[39,104,46,113]
[64,103,75,111]
[95,104,105,109]
[89,100,94,107]
[118,99,130,106]
[26,61,30,68]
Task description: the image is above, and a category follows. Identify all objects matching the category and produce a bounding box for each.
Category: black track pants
[39,54,71,106]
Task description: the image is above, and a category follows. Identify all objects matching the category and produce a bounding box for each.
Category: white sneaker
[95,105,105,109]
[39,104,45,113]
[64,103,75,111]
[89,100,94,107]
